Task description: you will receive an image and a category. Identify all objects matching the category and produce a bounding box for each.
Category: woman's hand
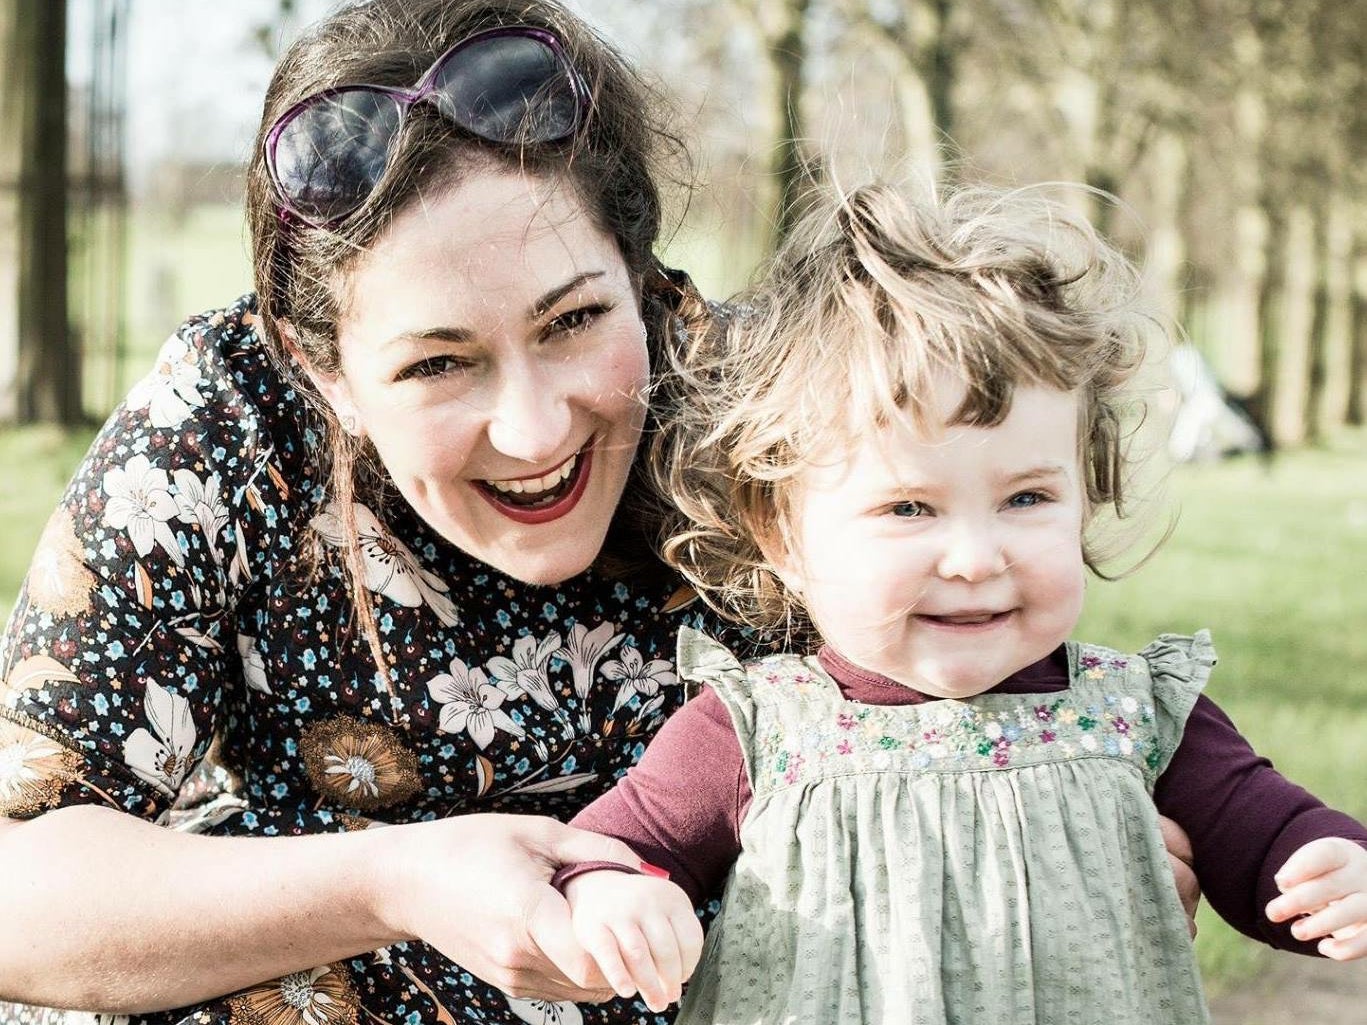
[1266,836,1367,960]
[1158,815,1201,937]
[376,813,645,1001]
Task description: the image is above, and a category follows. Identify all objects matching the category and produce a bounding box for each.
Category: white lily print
[555,621,623,699]
[172,468,230,564]
[103,454,184,566]
[428,657,525,750]
[237,633,271,694]
[505,995,584,1025]
[311,502,459,625]
[122,679,198,796]
[126,333,206,428]
[488,632,563,711]
[603,644,678,713]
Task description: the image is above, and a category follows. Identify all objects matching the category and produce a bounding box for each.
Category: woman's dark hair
[243,0,696,695]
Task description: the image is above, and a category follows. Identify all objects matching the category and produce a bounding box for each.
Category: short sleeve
[0,299,295,823]
[1137,630,1217,779]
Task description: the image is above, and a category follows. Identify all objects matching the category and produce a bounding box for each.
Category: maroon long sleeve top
[570,644,1367,955]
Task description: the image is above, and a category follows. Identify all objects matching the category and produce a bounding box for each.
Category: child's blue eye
[1008,491,1048,508]
[891,501,927,518]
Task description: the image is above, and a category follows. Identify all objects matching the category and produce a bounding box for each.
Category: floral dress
[0,295,718,1025]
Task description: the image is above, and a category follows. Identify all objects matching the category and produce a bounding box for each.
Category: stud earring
[340,413,360,436]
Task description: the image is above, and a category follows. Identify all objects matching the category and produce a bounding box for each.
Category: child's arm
[549,686,750,1004]
[1266,836,1367,960]
[560,867,704,1011]
[569,686,750,905]
[1155,695,1367,954]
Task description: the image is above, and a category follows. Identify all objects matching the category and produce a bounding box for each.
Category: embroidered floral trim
[740,646,1163,794]
[300,716,422,811]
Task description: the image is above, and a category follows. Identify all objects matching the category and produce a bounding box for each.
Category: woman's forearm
[0,804,403,1013]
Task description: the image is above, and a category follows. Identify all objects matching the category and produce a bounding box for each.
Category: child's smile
[774,376,1088,699]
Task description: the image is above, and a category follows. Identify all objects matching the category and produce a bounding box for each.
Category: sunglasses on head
[265,26,588,228]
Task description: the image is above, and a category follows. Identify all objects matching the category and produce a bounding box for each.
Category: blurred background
[0,0,1363,1017]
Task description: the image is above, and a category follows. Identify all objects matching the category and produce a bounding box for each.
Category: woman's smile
[475,440,595,524]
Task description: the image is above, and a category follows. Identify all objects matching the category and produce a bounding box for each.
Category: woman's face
[315,168,650,585]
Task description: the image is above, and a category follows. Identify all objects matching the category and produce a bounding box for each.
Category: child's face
[775,377,1087,698]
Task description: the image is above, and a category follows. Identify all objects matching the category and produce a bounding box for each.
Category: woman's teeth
[485,453,578,501]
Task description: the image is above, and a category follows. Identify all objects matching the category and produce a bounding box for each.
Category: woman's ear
[277,319,362,436]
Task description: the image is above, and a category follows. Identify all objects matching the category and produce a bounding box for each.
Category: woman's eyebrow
[383,325,474,351]
[531,271,605,318]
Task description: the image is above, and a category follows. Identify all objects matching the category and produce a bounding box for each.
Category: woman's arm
[0,806,636,1012]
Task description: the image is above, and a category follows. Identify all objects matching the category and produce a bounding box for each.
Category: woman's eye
[547,303,612,337]
[396,355,472,382]
[890,501,928,518]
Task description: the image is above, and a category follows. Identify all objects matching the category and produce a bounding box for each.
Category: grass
[1,423,1364,992]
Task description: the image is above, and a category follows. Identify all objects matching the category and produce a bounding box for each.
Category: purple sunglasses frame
[264,26,589,228]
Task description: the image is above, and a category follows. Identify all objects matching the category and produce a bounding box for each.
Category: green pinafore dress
[674,627,1216,1025]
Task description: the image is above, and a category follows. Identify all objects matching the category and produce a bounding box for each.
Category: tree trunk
[1252,204,1286,448]
[767,0,813,249]
[925,0,957,180]
[1303,203,1330,443]
[1348,236,1366,426]
[0,2,22,421]
[1,1,77,426]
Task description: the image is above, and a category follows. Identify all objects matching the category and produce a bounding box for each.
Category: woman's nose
[935,521,1008,582]
[485,362,573,465]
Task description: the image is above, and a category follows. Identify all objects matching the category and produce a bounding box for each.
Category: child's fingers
[578,921,638,1001]
[1289,892,1367,944]
[636,915,686,1008]
[1319,921,1367,962]
[1273,836,1355,889]
[671,907,706,980]
[610,921,669,1012]
[1266,864,1359,923]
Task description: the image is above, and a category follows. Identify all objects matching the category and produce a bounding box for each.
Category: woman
[0,2,1198,1023]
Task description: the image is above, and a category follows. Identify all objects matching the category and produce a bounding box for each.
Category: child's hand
[563,868,704,1012]
[1266,837,1367,961]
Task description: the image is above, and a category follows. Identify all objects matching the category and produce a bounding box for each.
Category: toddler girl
[555,184,1367,1023]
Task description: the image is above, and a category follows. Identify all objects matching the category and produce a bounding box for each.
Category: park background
[0,0,1364,1019]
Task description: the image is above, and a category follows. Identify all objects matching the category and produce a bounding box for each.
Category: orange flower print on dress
[26,508,96,619]
[301,716,421,811]
[227,963,360,1025]
[0,719,82,817]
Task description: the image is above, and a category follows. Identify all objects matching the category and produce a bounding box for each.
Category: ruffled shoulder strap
[677,625,747,688]
[1137,630,1217,778]
[676,626,758,750]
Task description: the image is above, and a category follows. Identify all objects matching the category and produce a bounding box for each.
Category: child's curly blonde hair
[650,182,1158,637]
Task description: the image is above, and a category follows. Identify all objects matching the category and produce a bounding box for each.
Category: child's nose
[935,522,1008,582]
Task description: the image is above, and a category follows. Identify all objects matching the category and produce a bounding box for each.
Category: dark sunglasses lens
[274,90,403,223]
[430,35,580,143]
